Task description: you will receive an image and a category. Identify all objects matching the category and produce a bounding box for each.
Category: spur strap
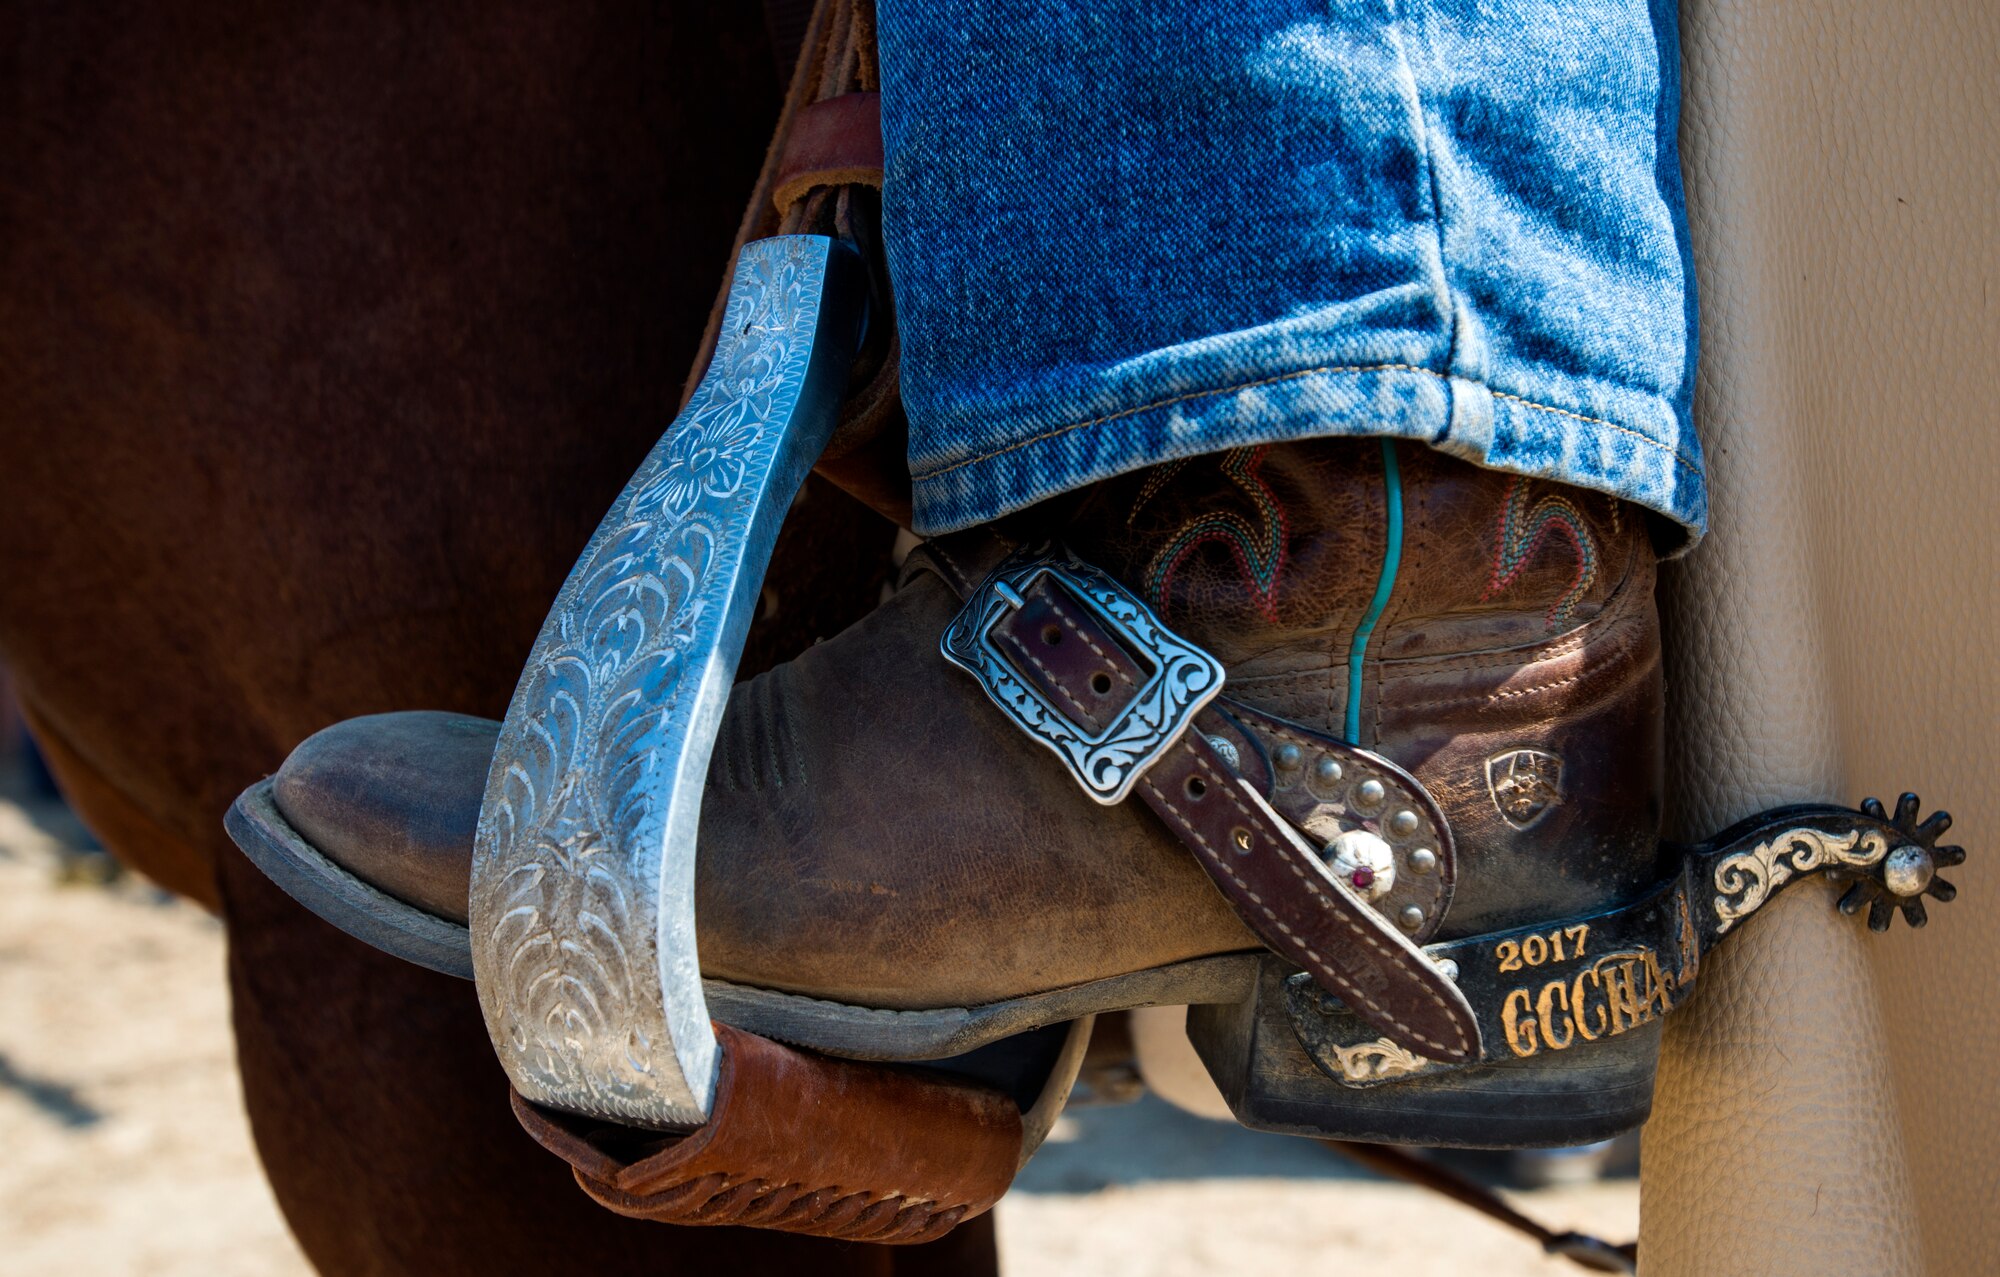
[1127,735,1475,1061]
[930,540,1482,1064]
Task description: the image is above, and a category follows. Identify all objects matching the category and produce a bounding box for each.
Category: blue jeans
[877,0,1703,549]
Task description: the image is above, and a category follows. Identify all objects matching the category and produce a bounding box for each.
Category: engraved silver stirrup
[469,236,867,1129]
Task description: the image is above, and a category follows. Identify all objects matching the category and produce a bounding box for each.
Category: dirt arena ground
[0,783,1637,1276]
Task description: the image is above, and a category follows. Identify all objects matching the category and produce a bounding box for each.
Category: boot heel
[1186,955,1656,1149]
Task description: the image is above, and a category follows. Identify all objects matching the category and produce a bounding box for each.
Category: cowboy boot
[234,435,1666,1147]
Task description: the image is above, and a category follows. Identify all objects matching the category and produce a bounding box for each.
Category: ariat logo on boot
[1486,747,1563,830]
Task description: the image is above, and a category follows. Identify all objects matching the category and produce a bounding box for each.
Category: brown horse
[0,3,986,1272]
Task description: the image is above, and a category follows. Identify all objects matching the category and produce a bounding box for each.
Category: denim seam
[1484,388,1694,467]
[910,363,1702,483]
[1391,0,1460,380]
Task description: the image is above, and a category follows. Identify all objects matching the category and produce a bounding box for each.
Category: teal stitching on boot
[1345,440,1403,744]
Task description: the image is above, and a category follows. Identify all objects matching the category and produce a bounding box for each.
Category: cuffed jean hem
[907,363,1706,553]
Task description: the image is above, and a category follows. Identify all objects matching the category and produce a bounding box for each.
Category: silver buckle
[941,544,1226,805]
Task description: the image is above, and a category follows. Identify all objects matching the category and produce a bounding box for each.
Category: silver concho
[1486,747,1564,831]
[1325,828,1396,902]
[1259,725,1456,942]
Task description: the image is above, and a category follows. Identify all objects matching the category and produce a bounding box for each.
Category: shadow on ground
[1017,1095,1641,1196]
[0,1051,104,1128]
[1016,1097,1373,1193]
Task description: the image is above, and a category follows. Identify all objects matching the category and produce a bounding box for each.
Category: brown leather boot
[1064,439,1665,941]
[231,436,1662,1145]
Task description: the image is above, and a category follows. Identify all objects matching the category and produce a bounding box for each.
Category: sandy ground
[0,785,1636,1276]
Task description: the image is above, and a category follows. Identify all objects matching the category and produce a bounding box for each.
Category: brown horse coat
[1,3,974,1271]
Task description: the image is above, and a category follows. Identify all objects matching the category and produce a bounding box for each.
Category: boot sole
[226,778,1261,1057]
[229,778,1656,1147]
[226,780,478,979]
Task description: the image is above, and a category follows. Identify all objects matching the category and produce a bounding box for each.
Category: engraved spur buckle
[941,544,1226,805]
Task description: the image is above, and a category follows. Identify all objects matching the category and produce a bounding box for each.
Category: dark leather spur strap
[1122,729,1474,1061]
[933,540,1481,1064]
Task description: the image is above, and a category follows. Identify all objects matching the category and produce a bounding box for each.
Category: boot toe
[271,711,494,924]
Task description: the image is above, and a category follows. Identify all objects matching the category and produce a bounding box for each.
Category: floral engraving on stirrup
[940,545,1226,805]
[470,236,861,1130]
